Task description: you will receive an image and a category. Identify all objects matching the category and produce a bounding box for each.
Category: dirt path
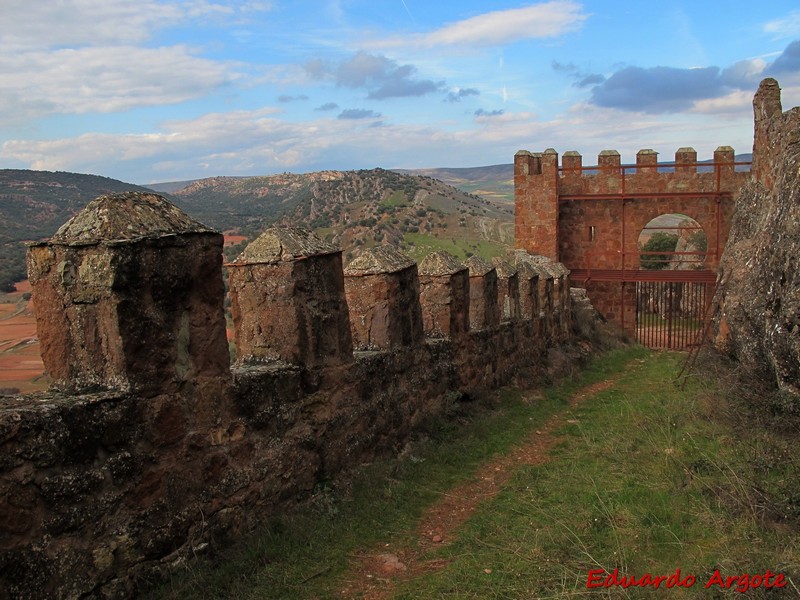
[337,378,618,599]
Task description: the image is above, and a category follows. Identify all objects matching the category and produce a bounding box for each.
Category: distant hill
[170,168,514,264]
[2,154,753,292]
[143,180,201,194]
[395,164,514,204]
[0,168,515,292]
[0,170,154,291]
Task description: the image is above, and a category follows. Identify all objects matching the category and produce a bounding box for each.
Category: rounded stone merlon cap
[637,149,658,155]
[515,150,534,157]
[543,148,558,155]
[418,251,467,276]
[514,251,569,278]
[676,147,697,154]
[491,257,517,278]
[715,145,734,153]
[231,227,339,265]
[515,260,540,280]
[344,245,416,276]
[599,149,620,156]
[49,192,215,245]
[563,151,581,157]
[465,255,495,277]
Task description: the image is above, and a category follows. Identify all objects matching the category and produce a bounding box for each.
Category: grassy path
[338,377,623,599]
[152,348,800,599]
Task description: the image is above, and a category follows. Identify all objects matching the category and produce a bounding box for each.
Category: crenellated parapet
[516,145,747,272]
[8,195,578,599]
[549,146,742,198]
[514,141,749,337]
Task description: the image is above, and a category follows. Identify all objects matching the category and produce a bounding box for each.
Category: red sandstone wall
[3,198,573,599]
[559,195,736,272]
[515,146,747,331]
[0,312,552,599]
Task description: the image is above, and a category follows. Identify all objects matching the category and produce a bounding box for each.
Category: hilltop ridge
[170,168,513,263]
[0,167,515,291]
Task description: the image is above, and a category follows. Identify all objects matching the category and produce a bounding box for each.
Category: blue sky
[1,0,799,184]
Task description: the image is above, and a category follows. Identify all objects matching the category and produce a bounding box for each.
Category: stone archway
[635,214,711,348]
[513,146,749,336]
[637,213,707,271]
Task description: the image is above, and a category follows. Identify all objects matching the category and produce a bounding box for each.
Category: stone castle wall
[0,194,573,599]
[514,146,746,271]
[514,145,748,332]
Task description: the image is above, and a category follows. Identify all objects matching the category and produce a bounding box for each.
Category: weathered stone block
[514,260,538,323]
[228,227,353,368]
[26,192,230,394]
[418,251,469,338]
[465,256,500,331]
[491,257,520,321]
[344,246,423,350]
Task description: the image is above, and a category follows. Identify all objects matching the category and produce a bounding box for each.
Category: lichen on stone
[231,227,339,265]
[344,246,416,276]
[465,255,494,277]
[491,257,517,278]
[50,192,215,245]
[514,251,569,278]
[418,251,466,276]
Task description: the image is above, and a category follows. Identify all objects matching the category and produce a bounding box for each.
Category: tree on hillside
[640,232,679,270]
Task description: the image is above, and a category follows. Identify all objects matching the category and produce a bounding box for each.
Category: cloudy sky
[2,0,799,184]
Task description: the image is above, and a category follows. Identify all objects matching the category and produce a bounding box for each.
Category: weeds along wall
[0,193,573,599]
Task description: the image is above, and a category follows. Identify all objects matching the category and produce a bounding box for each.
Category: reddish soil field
[0,281,47,393]
[224,234,248,246]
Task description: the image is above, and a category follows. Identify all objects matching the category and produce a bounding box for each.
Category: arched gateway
[514,146,750,348]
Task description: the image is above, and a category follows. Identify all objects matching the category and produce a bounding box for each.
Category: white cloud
[764,10,800,40]
[0,46,241,122]
[690,91,754,116]
[0,97,758,184]
[0,0,236,51]
[369,1,587,49]
[0,1,278,123]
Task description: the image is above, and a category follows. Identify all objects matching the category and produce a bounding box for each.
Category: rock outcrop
[715,78,800,396]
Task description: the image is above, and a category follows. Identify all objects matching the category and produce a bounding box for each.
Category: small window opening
[589,226,596,241]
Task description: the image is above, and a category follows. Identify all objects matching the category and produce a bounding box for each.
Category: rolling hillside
[396,164,515,204]
[0,168,516,291]
[170,168,514,263]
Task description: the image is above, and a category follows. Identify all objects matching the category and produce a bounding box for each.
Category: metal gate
[635,281,709,349]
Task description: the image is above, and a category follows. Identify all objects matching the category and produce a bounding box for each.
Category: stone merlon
[418,251,468,276]
[45,191,214,246]
[344,245,416,276]
[230,226,339,265]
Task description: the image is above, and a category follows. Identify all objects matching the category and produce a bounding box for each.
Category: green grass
[380,191,409,208]
[148,347,647,600]
[394,352,800,598]
[403,232,508,262]
[149,348,800,599]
